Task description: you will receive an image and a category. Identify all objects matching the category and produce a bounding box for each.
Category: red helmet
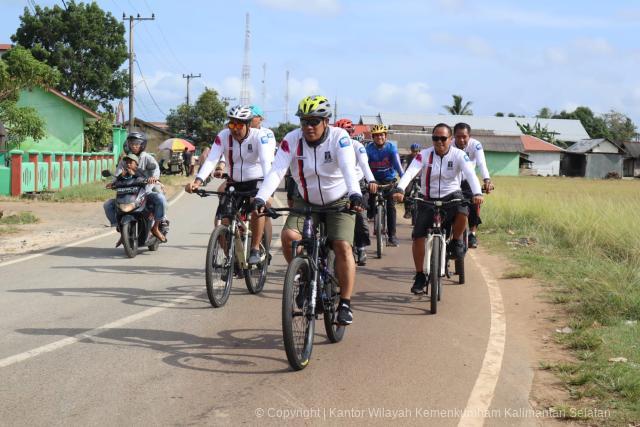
[334,118,354,134]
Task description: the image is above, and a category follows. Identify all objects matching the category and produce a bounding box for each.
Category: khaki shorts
[283,196,355,244]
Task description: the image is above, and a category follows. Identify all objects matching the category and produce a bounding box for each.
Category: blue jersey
[366,142,404,182]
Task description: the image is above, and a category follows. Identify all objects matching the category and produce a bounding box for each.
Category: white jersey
[397,146,482,198]
[197,127,274,182]
[256,126,362,205]
[353,139,376,183]
[453,137,490,180]
[261,126,277,155]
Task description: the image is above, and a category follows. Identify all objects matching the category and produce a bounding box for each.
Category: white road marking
[458,251,507,427]
[0,191,186,268]
[0,292,200,369]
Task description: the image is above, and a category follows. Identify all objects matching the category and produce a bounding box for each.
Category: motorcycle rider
[104,132,169,245]
[106,153,166,242]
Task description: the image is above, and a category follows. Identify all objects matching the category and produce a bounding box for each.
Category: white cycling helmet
[228,105,253,121]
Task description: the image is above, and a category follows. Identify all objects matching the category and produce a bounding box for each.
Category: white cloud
[257,0,341,15]
[431,33,494,57]
[573,37,614,56]
[288,77,322,102]
[544,47,568,65]
[482,6,607,29]
[370,82,434,111]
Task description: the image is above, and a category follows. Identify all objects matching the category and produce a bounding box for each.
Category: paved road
[0,181,541,426]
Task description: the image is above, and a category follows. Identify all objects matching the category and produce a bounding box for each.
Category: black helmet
[126,131,147,152]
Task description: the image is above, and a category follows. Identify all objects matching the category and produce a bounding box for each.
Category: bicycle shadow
[15,327,291,374]
[352,290,430,316]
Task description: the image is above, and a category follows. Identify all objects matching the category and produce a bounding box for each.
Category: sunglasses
[227,121,247,130]
[300,117,323,127]
[432,135,449,142]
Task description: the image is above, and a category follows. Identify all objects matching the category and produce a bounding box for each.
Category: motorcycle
[102,170,167,258]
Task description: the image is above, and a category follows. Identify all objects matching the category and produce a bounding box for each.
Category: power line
[135,60,167,117]
[182,73,202,106]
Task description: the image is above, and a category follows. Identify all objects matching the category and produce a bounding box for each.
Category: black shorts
[411,191,468,239]
[216,179,261,219]
[461,180,482,227]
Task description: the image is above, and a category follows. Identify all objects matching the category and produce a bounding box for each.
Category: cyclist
[453,122,493,248]
[392,123,483,294]
[253,95,363,325]
[104,131,168,245]
[366,124,404,246]
[403,143,422,219]
[335,118,378,266]
[185,105,275,265]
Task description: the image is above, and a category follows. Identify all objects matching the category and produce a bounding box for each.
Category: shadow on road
[15,326,292,374]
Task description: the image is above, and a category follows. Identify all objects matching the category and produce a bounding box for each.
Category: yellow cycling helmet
[370,124,388,135]
[296,95,332,118]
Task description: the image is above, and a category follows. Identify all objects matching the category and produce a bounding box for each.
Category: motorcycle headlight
[118,203,136,212]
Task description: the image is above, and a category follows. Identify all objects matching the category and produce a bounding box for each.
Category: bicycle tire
[375,204,384,258]
[456,229,467,284]
[122,222,138,258]
[245,232,269,294]
[205,225,234,308]
[430,238,442,314]
[323,250,345,343]
[282,257,315,370]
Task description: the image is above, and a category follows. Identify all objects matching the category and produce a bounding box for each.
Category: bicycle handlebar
[259,205,353,219]
[408,197,470,207]
[194,187,258,198]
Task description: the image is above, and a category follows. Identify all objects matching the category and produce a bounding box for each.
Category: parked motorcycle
[102,170,167,258]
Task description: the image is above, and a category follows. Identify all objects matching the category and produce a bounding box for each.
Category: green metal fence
[21,162,36,192]
[51,162,61,189]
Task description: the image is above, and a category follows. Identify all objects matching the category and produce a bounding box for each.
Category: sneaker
[387,236,400,247]
[403,210,412,219]
[450,239,466,259]
[468,233,478,248]
[337,303,353,325]
[411,272,427,294]
[247,248,261,265]
[159,219,170,235]
[357,247,367,266]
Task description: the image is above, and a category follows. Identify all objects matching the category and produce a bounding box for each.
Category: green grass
[481,176,640,425]
[0,211,39,225]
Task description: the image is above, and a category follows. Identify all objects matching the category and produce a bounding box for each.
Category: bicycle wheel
[205,225,234,308]
[430,238,442,314]
[245,232,269,294]
[323,250,345,343]
[282,257,315,370]
[375,204,384,258]
[122,222,138,258]
[456,229,467,284]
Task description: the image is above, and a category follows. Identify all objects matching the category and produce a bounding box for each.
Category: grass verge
[481,176,640,426]
[0,211,39,235]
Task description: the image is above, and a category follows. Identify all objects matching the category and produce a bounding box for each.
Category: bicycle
[409,196,468,314]
[263,205,350,370]
[195,186,270,307]
[372,183,394,258]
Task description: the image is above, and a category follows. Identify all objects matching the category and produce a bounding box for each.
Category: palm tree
[443,95,473,115]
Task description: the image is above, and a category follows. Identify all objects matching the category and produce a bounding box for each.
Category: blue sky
[2,0,639,128]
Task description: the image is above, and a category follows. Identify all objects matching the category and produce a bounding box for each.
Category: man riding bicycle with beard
[252,95,364,325]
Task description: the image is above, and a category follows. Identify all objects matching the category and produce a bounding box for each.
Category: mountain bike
[409,197,468,314]
[195,186,270,307]
[264,205,349,370]
[372,183,394,258]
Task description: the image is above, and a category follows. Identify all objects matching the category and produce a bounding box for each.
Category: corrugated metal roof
[521,135,564,152]
[359,115,382,125]
[566,138,609,153]
[386,132,522,153]
[623,142,640,158]
[359,113,590,142]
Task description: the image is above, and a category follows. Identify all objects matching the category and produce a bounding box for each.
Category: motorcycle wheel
[122,222,138,258]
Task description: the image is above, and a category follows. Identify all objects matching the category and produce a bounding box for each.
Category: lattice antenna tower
[239,12,251,105]
[284,70,290,123]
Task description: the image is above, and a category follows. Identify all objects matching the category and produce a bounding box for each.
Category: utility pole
[334,97,338,121]
[123,13,155,133]
[182,73,201,106]
[284,70,290,123]
[261,63,266,108]
[240,13,251,105]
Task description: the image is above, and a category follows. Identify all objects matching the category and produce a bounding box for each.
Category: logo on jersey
[214,136,221,146]
[359,147,366,154]
[280,140,290,153]
[415,153,422,162]
[464,154,471,162]
[475,143,482,150]
[324,151,333,163]
[338,137,351,148]
[261,135,269,145]
[247,143,253,153]
[447,160,454,169]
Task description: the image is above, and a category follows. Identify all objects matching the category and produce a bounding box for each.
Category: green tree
[12,1,128,111]
[272,122,297,142]
[166,88,227,145]
[602,110,636,143]
[516,120,564,146]
[443,94,473,115]
[0,46,59,149]
[84,112,115,152]
[536,107,553,118]
[495,112,504,117]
